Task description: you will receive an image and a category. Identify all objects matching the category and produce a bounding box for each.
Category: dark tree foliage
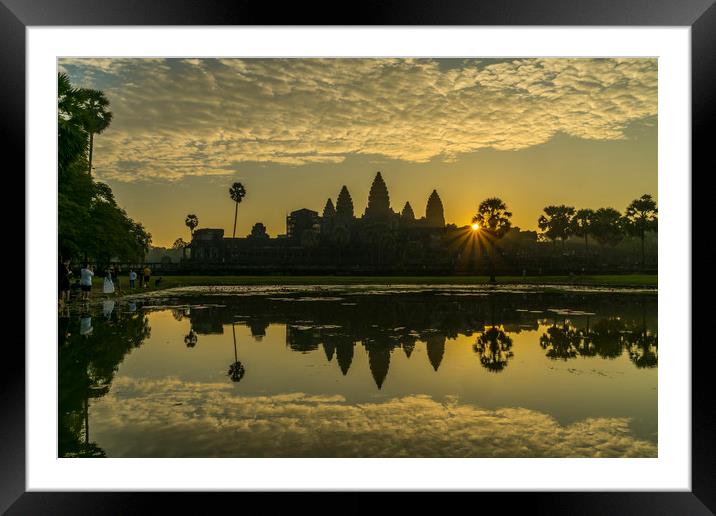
[229,182,247,239]
[538,205,575,248]
[185,214,199,237]
[571,208,595,252]
[473,326,514,372]
[624,194,658,269]
[591,208,625,247]
[58,74,151,262]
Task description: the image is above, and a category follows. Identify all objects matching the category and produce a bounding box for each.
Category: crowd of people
[58,259,158,308]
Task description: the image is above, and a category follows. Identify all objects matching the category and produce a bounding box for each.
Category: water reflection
[228,323,246,383]
[539,317,658,368]
[59,303,150,457]
[474,327,514,372]
[86,381,657,458]
[59,287,657,458]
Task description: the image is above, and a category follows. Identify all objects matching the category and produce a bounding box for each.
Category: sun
[471,223,479,231]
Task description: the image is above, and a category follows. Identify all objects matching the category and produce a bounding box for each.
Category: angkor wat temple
[189,172,465,271]
[185,171,651,274]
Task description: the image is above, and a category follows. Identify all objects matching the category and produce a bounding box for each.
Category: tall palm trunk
[232,202,238,239]
[232,323,238,362]
[489,242,496,283]
[88,132,94,175]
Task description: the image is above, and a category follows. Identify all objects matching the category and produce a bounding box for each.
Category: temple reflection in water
[59,287,657,458]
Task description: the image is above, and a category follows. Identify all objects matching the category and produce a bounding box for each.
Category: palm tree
[229,183,246,239]
[624,194,658,271]
[228,323,245,383]
[78,89,113,176]
[571,208,595,257]
[184,330,198,348]
[473,326,514,372]
[539,322,580,360]
[472,197,512,282]
[591,208,625,247]
[185,214,199,239]
[626,326,658,368]
[538,205,575,251]
[58,73,89,175]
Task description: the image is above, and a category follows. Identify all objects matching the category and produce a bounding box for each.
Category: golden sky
[60,58,657,247]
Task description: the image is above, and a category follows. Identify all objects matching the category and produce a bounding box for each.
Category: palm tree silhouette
[184,330,198,348]
[624,194,658,271]
[626,326,658,368]
[473,326,514,372]
[571,208,595,268]
[539,322,579,360]
[185,214,199,238]
[538,205,575,251]
[472,197,512,282]
[79,89,113,176]
[228,323,245,383]
[229,183,246,239]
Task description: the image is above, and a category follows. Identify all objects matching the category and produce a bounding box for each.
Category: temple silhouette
[189,172,456,270]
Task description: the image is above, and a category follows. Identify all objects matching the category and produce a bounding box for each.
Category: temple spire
[363,171,392,220]
[425,190,445,227]
[336,186,354,221]
[322,198,336,219]
[401,201,415,223]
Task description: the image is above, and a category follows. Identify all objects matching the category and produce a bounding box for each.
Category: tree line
[58,74,151,263]
[535,195,658,268]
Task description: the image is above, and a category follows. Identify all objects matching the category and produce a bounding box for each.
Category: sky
[59,58,658,248]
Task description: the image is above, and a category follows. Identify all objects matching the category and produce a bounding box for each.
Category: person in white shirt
[79,264,94,301]
[102,267,115,296]
[129,269,138,289]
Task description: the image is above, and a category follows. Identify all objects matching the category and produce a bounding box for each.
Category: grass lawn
[86,274,657,295]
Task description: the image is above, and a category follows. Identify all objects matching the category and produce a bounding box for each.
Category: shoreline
[66,274,657,305]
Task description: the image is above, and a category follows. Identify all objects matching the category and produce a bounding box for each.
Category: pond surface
[58,285,657,458]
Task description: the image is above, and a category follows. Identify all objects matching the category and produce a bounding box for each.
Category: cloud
[59,58,657,182]
[88,376,657,457]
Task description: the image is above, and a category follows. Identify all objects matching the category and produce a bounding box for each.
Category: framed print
[5,0,713,513]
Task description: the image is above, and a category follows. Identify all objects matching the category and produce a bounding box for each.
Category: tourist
[103,267,115,296]
[113,265,121,292]
[79,263,94,301]
[143,265,151,288]
[58,258,72,308]
[129,269,137,289]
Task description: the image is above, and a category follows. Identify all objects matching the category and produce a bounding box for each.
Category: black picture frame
[4,0,711,513]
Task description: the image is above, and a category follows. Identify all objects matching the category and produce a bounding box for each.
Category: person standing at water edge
[143,265,151,288]
[129,269,137,289]
[113,265,121,292]
[79,263,93,301]
[58,258,72,307]
[103,267,115,295]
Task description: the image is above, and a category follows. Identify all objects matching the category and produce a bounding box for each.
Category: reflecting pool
[58,285,657,458]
